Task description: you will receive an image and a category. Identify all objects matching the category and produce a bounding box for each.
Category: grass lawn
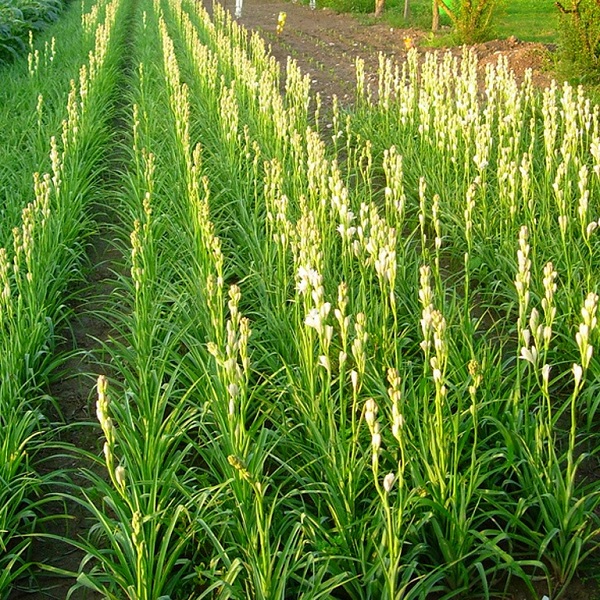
[494,0,558,43]
[379,0,559,43]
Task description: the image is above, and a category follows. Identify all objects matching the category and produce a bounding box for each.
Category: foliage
[556,0,600,79]
[67,1,600,597]
[493,0,557,43]
[317,0,373,14]
[455,0,499,42]
[0,0,127,592]
[0,0,64,64]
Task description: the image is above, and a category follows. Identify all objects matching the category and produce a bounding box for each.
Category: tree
[556,0,600,75]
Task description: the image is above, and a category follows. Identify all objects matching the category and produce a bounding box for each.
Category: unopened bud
[383,472,395,493]
[115,466,126,490]
[350,370,359,391]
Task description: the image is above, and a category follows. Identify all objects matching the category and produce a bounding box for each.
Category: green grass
[352,0,559,43]
[494,0,558,43]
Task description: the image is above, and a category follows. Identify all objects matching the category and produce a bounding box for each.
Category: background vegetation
[0,0,66,63]
[317,0,559,44]
[556,0,600,81]
[312,0,600,85]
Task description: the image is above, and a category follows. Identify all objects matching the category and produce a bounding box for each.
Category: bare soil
[232,0,556,107]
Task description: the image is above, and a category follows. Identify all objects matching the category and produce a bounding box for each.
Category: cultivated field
[1,0,600,598]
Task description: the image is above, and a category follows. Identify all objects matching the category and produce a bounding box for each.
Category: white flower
[318,355,330,370]
[383,472,395,493]
[337,223,356,240]
[296,266,320,295]
[520,345,538,366]
[304,309,322,334]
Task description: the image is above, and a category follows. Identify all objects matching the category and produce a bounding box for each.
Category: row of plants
[0,0,130,594]
[65,0,600,598]
[0,0,117,245]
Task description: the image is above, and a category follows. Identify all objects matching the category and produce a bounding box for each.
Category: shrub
[0,0,64,64]
[455,0,498,42]
[434,0,499,44]
[556,0,600,78]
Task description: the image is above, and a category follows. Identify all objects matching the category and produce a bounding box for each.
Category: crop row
[0,0,131,593]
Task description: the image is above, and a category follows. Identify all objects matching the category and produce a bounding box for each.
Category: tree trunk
[432,0,440,30]
[375,0,385,17]
[403,0,410,19]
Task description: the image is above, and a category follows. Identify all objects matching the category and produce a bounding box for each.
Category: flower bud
[350,369,359,391]
[383,472,395,493]
[539,367,550,393]
[115,465,126,490]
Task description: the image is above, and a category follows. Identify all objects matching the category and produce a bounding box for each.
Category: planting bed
[2,0,600,599]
